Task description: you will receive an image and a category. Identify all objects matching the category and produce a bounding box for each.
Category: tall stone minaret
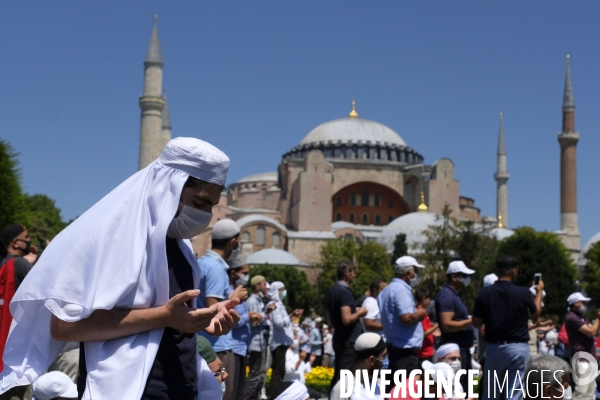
[138,15,165,170]
[160,92,172,149]
[558,54,580,254]
[494,112,509,228]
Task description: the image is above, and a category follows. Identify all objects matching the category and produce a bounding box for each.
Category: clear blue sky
[2,2,599,247]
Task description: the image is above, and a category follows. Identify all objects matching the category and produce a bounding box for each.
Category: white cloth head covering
[529,286,546,307]
[269,281,285,302]
[422,360,455,384]
[435,343,460,362]
[483,273,498,287]
[1,138,229,399]
[273,380,309,400]
[32,371,78,400]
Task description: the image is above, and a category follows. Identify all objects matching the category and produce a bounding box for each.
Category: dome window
[362,213,369,225]
[375,215,382,225]
[256,225,266,246]
[388,215,394,223]
[242,231,251,243]
[349,213,355,223]
[361,188,369,206]
[336,196,343,207]
[335,212,342,222]
[272,232,281,247]
[350,193,356,206]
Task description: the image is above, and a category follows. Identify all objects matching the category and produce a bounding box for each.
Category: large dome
[300,117,406,147]
[377,212,443,253]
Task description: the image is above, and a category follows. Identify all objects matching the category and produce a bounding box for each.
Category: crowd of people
[0,137,598,400]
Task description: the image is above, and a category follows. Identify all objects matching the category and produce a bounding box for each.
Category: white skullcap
[435,343,460,362]
[529,286,546,307]
[227,252,247,270]
[315,317,323,323]
[354,332,386,359]
[545,330,559,345]
[322,324,328,329]
[422,360,455,384]
[483,273,498,287]
[157,137,230,186]
[273,380,310,400]
[32,371,78,400]
[212,219,240,240]
[568,292,591,305]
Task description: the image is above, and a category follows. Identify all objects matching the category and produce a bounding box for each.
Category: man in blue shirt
[435,260,475,390]
[378,255,426,385]
[198,219,246,400]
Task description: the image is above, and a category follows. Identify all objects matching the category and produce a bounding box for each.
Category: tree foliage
[418,205,499,310]
[0,140,27,228]
[493,227,577,319]
[582,242,600,307]
[248,264,317,314]
[315,238,393,316]
[391,233,408,264]
[23,194,67,249]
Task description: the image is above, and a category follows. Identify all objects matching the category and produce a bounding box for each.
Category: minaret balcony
[494,172,510,181]
[139,96,166,112]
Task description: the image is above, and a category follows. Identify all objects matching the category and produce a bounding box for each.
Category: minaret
[138,15,165,170]
[160,91,172,150]
[558,54,580,253]
[494,112,509,228]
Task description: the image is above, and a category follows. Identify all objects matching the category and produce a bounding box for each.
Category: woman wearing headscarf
[0,138,241,400]
[267,281,303,398]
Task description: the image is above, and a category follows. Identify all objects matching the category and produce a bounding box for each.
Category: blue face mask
[280,289,288,301]
[382,356,389,369]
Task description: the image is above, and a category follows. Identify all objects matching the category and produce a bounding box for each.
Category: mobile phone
[534,273,542,286]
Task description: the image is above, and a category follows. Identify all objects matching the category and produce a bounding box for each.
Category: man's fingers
[221,298,241,310]
[172,289,200,306]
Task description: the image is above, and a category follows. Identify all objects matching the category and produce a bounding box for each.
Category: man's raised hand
[163,289,218,334]
[204,298,241,337]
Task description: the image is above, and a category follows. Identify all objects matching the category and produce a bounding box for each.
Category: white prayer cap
[568,292,591,305]
[354,332,386,359]
[435,343,460,362]
[447,260,475,275]
[545,330,559,345]
[273,380,309,400]
[157,137,230,186]
[529,286,546,307]
[395,256,425,270]
[483,273,498,287]
[227,252,247,270]
[302,318,312,327]
[422,360,455,384]
[315,316,323,323]
[212,219,240,240]
[32,371,78,400]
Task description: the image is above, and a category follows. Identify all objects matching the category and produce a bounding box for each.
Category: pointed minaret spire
[563,54,575,112]
[494,112,510,228]
[558,53,580,258]
[145,14,163,66]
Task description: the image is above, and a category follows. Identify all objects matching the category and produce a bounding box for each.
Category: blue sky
[1,2,599,247]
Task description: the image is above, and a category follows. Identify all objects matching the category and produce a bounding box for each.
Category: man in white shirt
[322,325,334,368]
[363,278,387,340]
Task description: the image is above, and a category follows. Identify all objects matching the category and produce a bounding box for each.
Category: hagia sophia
[137,18,593,273]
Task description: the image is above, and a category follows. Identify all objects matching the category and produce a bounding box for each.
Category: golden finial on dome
[417,191,428,212]
[349,97,358,118]
[498,214,503,228]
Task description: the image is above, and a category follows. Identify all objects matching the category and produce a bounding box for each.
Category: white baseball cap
[446,260,475,275]
[395,256,425,269]
[567,292,591,305]
[483,273,498,287]
[32,371,78,400]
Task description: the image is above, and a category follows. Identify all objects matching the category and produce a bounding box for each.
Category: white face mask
[409,273,419,288]
[235,274,249,287]
[167,203,212,239]
[449,360,461,373]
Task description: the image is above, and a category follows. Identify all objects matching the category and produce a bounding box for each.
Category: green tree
[582,242,600,305]
[493,227,577,319]
[23,194,67,249]
[391,233,408,265]
[248,264,316,314]
[315,238,393,316]
[0,140,27,228]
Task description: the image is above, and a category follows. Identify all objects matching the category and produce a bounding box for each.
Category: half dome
[247,248,300,266]
[377,212,443,253]
[300,117,406,147]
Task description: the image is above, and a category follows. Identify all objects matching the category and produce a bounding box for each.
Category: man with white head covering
[197,218,245,400]
[0,138,241,400]
[268,281,304,398]
[272,380,310,400]
[564,292,599,399]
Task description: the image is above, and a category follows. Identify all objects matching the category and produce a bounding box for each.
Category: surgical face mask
[449,360,461,373]
[382,356,389,369]
[235,274,249,287]
[167,203,212,239]
[409,273,419,288]
[280,289,288,301]
[462,276,471,287]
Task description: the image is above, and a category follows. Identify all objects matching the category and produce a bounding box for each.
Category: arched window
[336,196,343,207]
[388,198,394,208]
[242,231,251,242]
[272,232,281,247]
[362,213,369,225]
[335,212,342,221]
[349,213,355,223]
[374,194,381,207]
[350,193,356,206]
[256,225,266,245]
[375,214,381,225]
[361,188,369,206]
[388,215,394,223]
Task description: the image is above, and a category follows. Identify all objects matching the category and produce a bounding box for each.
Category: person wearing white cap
[472,256,544,400]
[197,218,245,400]
[564,292,600,400]
[329,332,387,400]
[378,256,426,390]
[434,260,475,390]
[309,317,324,366]
[32,371,78,400]
[0,138,241,400]
[271,380,310,400]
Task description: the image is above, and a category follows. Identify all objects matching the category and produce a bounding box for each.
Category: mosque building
[137,18,584,266]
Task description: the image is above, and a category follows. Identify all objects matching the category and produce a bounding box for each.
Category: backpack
[0,258,16,371]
